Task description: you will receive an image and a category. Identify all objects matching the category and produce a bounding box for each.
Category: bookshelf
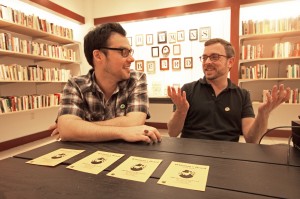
[0,14,81,143]
[239,19,300,128]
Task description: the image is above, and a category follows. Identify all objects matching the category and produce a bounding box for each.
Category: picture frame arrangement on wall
[146,34,153,45]
[135,60,144,71]
[189,29,198,41]
[177,30,185,42]
[168,32,176,43]
[135,34,144,46]
[151,46,159,57]
[127,37,132,46]
[158,31,167,44]
[184,57,193,69]
[172,58,181,71]
[160,58,169,71]
[199,27,211,42]
[146,61,156,74]
[173,44,181,55]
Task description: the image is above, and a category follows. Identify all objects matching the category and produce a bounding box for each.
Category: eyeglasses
[199,53,228,62]
[100,47,134,57]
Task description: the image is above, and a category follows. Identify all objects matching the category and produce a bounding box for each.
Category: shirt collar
[199,76,237,89]
[90,69,127,94]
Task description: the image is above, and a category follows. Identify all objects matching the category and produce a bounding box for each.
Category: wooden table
[0,137,299,199]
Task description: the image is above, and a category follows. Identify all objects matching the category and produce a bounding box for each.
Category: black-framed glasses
[199,53,228,62]
[100,47,134,57]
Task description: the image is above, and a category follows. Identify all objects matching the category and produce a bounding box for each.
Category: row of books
[242,16,300,35]
[241,42,300,60]
[240,64,268,79]
[0,4,73,40]
[287,64,300,79]
[240,44,263,60]
[0,32,77,61]
[273,42,300,58]
[0,64,71,82]
[262,88,299,104]
[0,93,62,113]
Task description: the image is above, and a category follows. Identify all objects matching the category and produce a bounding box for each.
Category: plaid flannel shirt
[57,69,150,121]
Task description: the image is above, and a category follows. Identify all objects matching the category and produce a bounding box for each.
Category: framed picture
[127,37,132,46]
[160,58,169,71]
[135,60,144,72]
[135,34,144,46]
[199,27,211,42]
[173,44,181,55]
[172,58,181,71]
[189,29,198,41]
[151,46,159,57]
[146,34,153,45]
[157,31,167,44]
[146,61,156,74]
[184,57,193,69]
[168,32,176,43]
[162,45,170,57]
[177,30,185,42]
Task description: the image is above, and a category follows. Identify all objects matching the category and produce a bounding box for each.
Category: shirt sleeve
[242,89,255,118]
[57,79,86,119]
[125,72,150,118]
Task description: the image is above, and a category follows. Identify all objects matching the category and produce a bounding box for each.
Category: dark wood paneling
[0,130,51,151]
[149,97,172,104]
[29,0,85,24]
[94,0,231,25]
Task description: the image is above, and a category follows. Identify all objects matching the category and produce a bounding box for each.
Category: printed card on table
[157,161,209,191]
[67,151,124,175]
[107,156,162,182]
[26,148,84,167]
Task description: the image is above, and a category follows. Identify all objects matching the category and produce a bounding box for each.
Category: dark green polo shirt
[175,77,255,142]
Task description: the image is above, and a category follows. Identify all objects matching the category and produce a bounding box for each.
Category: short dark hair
[84,22,126,67]
[204,38,235,58]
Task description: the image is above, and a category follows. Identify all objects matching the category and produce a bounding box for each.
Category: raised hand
[167,86,189,114]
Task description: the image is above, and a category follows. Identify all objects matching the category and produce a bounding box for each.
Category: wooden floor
[0,129,292,160]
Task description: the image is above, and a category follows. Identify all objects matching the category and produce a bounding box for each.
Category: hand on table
[122,125,162,144]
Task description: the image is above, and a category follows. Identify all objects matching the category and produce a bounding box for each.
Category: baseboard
[0,130,51,151]
[145,122,167,129]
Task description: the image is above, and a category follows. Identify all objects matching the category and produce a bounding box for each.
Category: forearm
[244,113,269,143]
[57,115,125,142]
[167,111,187,137]
[93,112,147,127]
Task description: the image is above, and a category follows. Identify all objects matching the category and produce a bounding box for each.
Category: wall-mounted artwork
[160,58,169,71]
[199,27,211,42]
[172,58,181,71]
[158,31,167,44]
[135,60,144,71]
[184,57,193,69]
[146,61,156,74]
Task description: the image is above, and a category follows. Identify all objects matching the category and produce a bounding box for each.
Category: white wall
[122,9,230,97]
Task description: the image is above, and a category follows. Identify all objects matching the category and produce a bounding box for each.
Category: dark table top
[1,137,300,199]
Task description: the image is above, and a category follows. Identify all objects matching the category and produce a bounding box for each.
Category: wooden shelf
[0,49,79,64]
[240,30,300,42]
[239,78,300,83]
[0,106,59,116]
[0,18,76,44]
[239,57,300,64]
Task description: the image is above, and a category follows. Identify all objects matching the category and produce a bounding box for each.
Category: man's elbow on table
[57,115,82,141]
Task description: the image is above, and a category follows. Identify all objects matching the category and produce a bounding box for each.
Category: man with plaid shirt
[51,23,161,144]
